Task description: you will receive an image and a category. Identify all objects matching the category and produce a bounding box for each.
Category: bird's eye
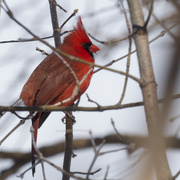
[82,42,93,58]
[82,43,92,49]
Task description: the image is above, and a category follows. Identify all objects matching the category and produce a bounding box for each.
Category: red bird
[20,17,99,175]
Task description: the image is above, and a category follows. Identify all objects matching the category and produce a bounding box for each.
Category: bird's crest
[63,17,92,45]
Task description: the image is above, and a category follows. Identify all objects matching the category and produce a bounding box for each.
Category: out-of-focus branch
[57,9,78,33]
[1,134,180,179]
[117,0,132,105]
[0,119,26,145]
[127,0,172,179]
[0,31,72,44]
[94,22,178,74]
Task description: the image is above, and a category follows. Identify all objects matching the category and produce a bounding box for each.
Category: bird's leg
[62,111,76,124]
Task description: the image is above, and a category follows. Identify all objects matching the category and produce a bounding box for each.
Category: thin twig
[12,111,30,120]
[117,0,132,105]
[169,115,180,122]
[52,51,82,106]
[173,169,180,179]
[40,156,85,180]
[86,94,102,110]
[94,23,178,74]
[36,47,49,56]
[86,139,105,179]
[17,160,40,179]
[40,161,46,180]
[144,0,154,28]
[89,130,97,152]
[88,33,129,45]
[0,31,72,44]
[71,168,101,175]
[56,9,78,32]
[0,98,20,118]
[0,119,26,145]
[103,165,110,180]
[55,1,67,12]
[111,119,128,142]
[99,146,129,155]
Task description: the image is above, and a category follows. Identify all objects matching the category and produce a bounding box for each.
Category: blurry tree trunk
[127,0,172,179]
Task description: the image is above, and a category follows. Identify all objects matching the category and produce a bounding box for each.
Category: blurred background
[0,0,180,179]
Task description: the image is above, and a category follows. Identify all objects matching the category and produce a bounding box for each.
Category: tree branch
[0,94,179,114]
[127,0,172,179]
[62,112,74,180]
[1,134,180,179]
[48,0,61,46]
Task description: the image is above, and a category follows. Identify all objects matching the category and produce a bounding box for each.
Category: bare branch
[71,168,101,176]
[88,33,129,45]
[36,47,49,56]
[86,139,105,179]
[56,9,78,33]
[0,119,26,145]
[48,0,61,46]
[2,134,180,179]
[169,115,180,122]
[0,31,72,44]
[144,0,154,28]
[55,1,67,12]
[117,0,132,105]
[103,165,110,180]
[94,23,178,74]
[86,94,102,110]
[173,169,180,179]
[0,93,179,113]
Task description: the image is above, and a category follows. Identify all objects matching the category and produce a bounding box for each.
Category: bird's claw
[61,111,76,124]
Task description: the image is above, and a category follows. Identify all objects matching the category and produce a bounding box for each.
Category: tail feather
[38,112,51,128]
[31,113,41,176]
[31,142,36,176]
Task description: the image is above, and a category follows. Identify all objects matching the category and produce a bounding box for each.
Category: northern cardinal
[20,17,99,175]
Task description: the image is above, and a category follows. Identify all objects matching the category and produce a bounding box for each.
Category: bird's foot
[61,111,76,124]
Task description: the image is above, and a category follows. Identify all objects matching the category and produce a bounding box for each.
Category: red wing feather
[21,53,77,106]
[33,65,76,106]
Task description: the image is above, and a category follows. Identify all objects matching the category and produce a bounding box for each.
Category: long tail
[31,112,51,176]
[31,113,41,176]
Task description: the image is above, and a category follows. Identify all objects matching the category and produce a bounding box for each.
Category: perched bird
[20,17,99,175]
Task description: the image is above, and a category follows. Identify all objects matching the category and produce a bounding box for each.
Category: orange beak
[89,44,100,53]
